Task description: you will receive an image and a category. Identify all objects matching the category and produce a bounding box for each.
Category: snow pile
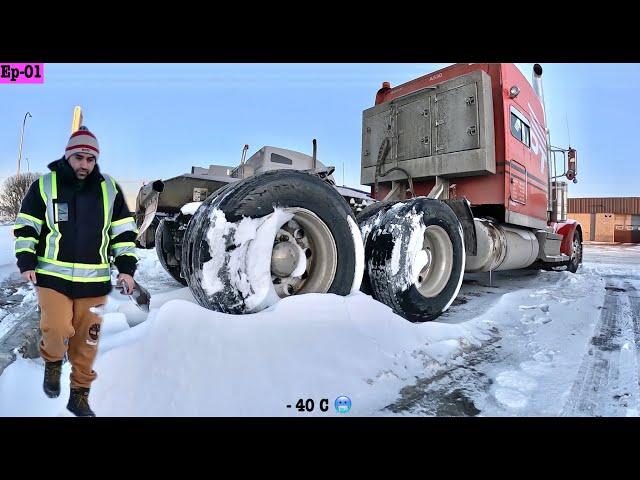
[133,248,184,293]
[0,243,622,417]
[87,291,491,416]
[0,288,492,416]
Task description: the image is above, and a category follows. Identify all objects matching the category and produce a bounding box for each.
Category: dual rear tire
[357,198,465,322]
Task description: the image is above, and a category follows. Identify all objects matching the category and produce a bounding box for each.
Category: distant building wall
[569,197,640,243]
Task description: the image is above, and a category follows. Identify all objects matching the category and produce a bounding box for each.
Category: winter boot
[43,360,62,398]
[66,387,96,417]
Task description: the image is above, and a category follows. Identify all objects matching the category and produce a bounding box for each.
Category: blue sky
[0,63,638,199]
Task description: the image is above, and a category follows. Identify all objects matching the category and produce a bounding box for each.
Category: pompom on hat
[65,126,100,161]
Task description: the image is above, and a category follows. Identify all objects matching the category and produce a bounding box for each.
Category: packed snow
[202,208,295,311]
[180,202,202,215]
[0,240,638,416]
[384,209,427,289]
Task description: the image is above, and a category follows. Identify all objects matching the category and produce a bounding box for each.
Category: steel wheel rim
[271,208,337,297]
[415,225,453,298]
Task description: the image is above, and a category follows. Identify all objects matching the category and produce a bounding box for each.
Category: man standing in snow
[13,127,139,417]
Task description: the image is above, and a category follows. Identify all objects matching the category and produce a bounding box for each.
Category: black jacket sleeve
[109,181,138,277]
[14,179,46,273]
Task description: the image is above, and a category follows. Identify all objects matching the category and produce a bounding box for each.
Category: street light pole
[17,112,32,177]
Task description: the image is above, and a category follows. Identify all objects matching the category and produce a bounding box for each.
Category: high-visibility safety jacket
[14,157,139,298]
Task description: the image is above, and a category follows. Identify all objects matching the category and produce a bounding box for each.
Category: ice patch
[495,370,538,392]
[519,360,551,377]
[494,387,529,409]
[519,303,549,313]
[533,351,554,363]
[534,315,552,325]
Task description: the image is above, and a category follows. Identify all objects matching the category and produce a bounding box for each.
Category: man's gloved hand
[117,273,135,295]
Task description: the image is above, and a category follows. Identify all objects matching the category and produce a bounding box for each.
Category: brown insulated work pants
[37,287,107,389]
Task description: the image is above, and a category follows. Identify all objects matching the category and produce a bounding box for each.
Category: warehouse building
[568,197,640,243]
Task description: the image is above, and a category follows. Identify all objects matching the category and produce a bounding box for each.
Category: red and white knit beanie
[65,126,100,161]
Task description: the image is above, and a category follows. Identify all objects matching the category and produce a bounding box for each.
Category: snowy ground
[0,221,638,416]
[0,225,37,364]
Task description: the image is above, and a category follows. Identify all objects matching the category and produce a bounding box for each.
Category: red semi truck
[134,63,581,322]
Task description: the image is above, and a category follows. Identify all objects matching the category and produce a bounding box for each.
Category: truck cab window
[271,153,293,165]
[510,107,531,147]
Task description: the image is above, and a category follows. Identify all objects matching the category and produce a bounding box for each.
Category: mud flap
[443,198,477,256]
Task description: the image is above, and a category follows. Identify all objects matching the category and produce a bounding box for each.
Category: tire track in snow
[560,282,639,416]
[382,333,501,416]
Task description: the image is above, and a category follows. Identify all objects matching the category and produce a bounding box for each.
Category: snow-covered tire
[181,170,362,314]
[356,200,400,296]
[567,228,583,273]
[367,197,465,322]
[155,218,187,286]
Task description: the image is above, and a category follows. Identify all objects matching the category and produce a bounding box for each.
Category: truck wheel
[367,198,465,322]
[181,170,363,314]
[155,218,188,286]
[567,229,582,273]
[356,200,400,296]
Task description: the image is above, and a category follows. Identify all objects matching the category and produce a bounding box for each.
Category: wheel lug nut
[286,285,295,295]
[279,235,289,242]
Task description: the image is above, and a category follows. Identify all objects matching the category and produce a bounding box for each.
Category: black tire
[356,200,400,296]
[155,218,187,286]
[367,197,465,322]
[567,228,583,273]
[181,170,361,314]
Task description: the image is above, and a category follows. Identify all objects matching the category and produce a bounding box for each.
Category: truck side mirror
[566,148,577,182]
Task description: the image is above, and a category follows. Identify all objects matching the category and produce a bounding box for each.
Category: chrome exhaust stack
[533,64,554,216]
